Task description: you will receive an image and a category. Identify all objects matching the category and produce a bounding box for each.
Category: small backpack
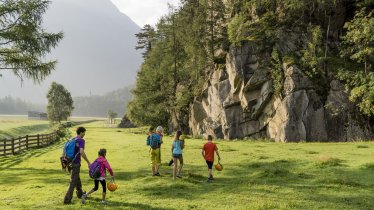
[64,137,77,161]
[89,159,102,179]
[149,134,159,149]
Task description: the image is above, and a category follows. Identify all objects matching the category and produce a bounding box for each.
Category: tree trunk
[323,14,331,78]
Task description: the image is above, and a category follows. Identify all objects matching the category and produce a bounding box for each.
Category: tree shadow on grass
[0,167,68,185]
[223,159,374,209]
[79,197,174,210]
[133,158,374,209]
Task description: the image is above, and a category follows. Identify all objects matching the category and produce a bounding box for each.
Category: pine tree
[0,0,63,82]
[135,24,156,58]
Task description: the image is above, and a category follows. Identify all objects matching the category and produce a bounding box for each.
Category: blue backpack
[149,133,160,149]
[89,159,102,179]
[64,137,77,161]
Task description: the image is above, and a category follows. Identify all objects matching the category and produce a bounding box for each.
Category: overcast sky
[110,0,181,27]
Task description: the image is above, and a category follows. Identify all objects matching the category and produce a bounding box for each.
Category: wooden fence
[0,131,59,156]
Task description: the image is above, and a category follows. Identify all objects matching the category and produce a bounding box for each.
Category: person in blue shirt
[171,130,184,180]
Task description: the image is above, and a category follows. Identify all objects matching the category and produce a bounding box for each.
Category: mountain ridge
[0,0,142,104]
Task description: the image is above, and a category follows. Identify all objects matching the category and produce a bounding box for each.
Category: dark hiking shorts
[206,161,213,169]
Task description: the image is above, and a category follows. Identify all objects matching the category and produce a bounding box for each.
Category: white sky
[110,0,181,27]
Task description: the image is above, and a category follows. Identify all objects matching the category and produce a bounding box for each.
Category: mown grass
[0,115,102,139]
[0,116,50,139]
[0,121,374,209]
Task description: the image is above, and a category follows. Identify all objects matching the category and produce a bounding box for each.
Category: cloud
[110,0,180,27]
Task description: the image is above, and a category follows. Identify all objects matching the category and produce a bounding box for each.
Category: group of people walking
[61,125,222,205]
[147,126,221,182]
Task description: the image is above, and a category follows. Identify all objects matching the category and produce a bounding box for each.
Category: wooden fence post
[11,138,15,155]
[26,135,29,150]
[3,139,5,156]
[37,134,40,148]
[18,136,20,153]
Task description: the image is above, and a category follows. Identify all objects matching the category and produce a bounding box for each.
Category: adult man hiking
[63,127,91,204]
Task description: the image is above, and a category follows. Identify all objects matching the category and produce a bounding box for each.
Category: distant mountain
[73,86,133,117]
[0,0,142,103]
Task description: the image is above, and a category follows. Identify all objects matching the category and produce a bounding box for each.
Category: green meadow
[1,120,374,209]
[0,115,50,139]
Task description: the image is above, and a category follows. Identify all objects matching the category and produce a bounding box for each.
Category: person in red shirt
[202,135,221,182]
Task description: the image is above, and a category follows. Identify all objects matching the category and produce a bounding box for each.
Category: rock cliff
[189,42,373,142]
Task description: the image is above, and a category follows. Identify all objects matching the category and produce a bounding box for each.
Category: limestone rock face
[188,44,373,142]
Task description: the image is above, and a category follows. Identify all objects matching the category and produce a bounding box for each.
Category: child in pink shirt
[82,148,114,205]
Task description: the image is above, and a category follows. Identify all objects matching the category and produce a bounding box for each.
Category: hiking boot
[155,172,160,176]
[63,196,72,205]
[177,174,182,179]
[76,190,85,199]
[81,194,87,204]
[101,200,107,205]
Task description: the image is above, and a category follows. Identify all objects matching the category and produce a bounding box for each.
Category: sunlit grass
[0,121,374,209]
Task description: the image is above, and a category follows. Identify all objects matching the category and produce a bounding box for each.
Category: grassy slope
[0,121,374,209]
[0,116,50,139]
[0,116,102,139]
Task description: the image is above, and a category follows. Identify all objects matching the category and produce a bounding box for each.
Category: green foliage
[227,14,248,46]
[46,82,74,123]
[130,0,228,129]
[0,0,63,82]
[107,110,118,124]
[135,24,156,58]
[340,9,374,74]
[271,47,284,97]
[337,71,374,116]
[130,0,374,128]
[301,25,324,78]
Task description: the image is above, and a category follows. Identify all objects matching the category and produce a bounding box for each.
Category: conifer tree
[0,0,63,82]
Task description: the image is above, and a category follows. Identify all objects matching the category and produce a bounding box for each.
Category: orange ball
[107,181,118,192]
[215,162,223,171]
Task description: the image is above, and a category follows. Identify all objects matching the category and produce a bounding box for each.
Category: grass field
[0,115,105,139]
[1,121,374,209]
[0,115,50,139]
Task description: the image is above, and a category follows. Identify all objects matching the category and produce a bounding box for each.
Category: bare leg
[173,157,178,180]
[208,169,212,179]
[178,156,184,176]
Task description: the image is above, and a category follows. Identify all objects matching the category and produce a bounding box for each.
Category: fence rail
[0,131,58,156]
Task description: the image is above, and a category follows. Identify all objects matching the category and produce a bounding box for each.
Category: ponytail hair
[175,130,182,140]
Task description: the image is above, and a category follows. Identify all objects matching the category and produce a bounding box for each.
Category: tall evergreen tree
[135,24,156,58]
[0,0,63,82]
